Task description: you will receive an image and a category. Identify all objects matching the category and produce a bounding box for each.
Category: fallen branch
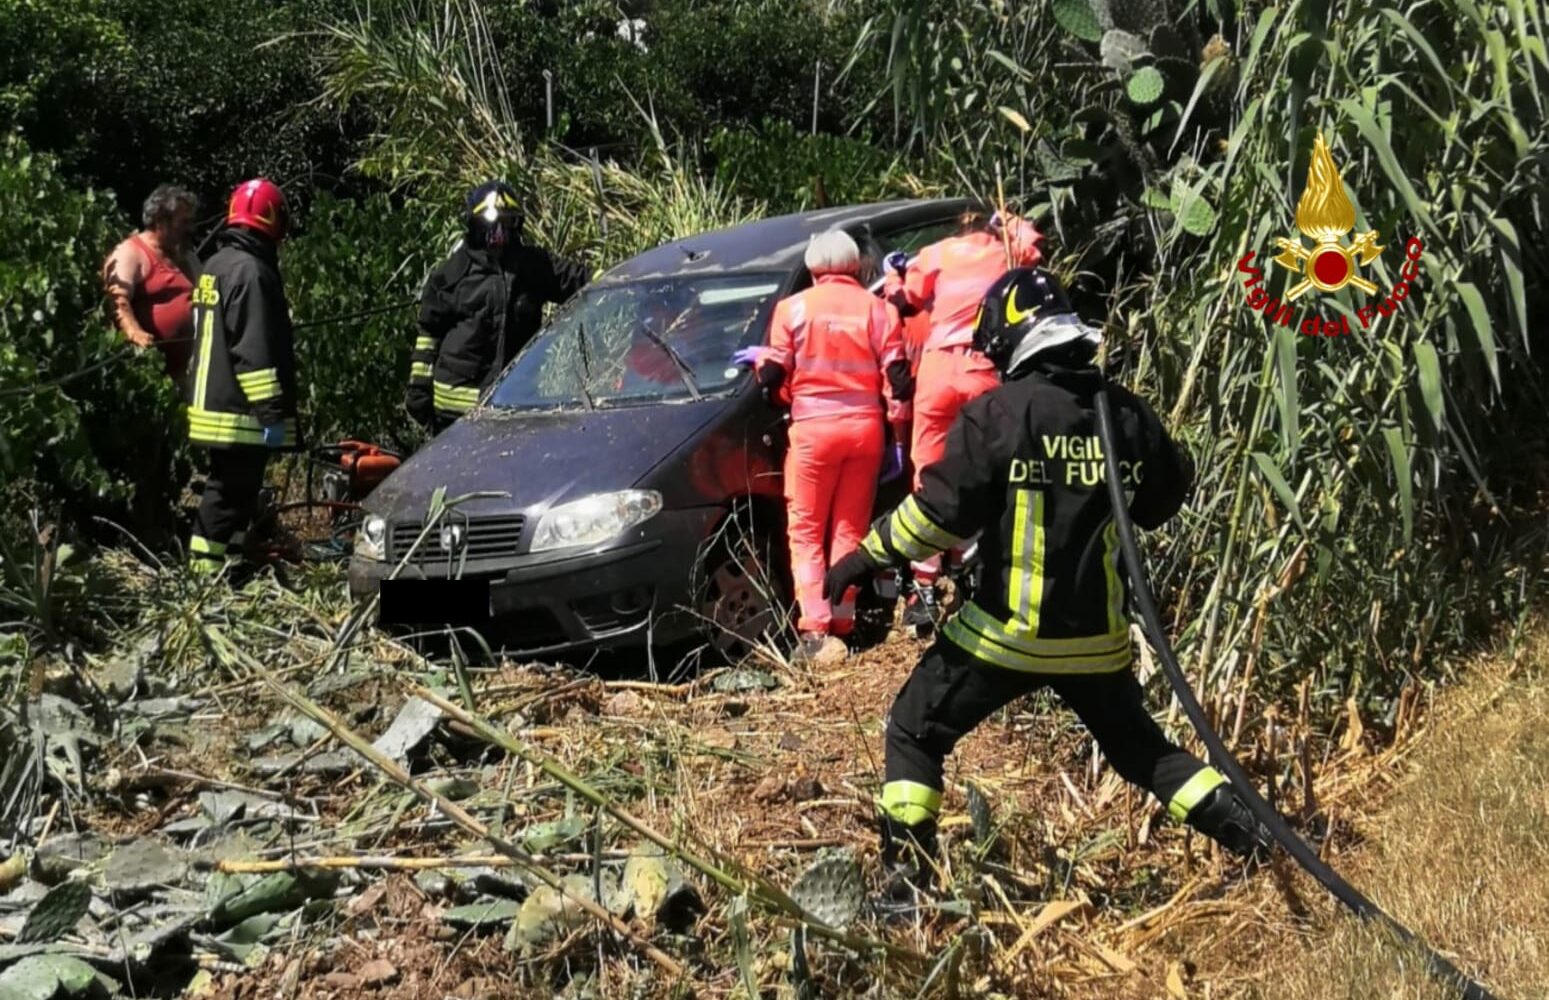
[245,663,688,981]
[219,854,522,874]
[412,683,924,965]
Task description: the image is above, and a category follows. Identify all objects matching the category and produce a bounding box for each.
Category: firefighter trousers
[784,412,884,635]
[190,448,270,568]
[879,638,1223,827]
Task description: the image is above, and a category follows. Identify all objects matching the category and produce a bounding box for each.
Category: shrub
[0,135,187,540]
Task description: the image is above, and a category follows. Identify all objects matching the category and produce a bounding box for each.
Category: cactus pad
[790,852,863,930]
[1053,0,1104,42]
[1100,30,1147,73]
[966,783,994,848]
[1126,67,1166,105]
[15,880,91,945]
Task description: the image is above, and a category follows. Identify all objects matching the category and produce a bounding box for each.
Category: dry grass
[1196,626,1549,1000]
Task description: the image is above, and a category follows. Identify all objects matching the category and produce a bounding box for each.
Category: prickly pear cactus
[1126,67,1166,105]
[1053,0,1104,42]
[1109,0,1170,35]
[790,851,863,930]
[1099,29,1147,73]
[16,879,91,944]
[966,783,994,849]
[1181,195,1218,236]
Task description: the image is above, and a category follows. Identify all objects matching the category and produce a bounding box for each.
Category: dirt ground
[42,583,1521,1000]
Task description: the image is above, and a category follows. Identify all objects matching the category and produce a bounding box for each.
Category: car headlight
[355,514,387,561]
[530,490,662,553]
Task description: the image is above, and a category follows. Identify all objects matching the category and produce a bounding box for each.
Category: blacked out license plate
[378,578,491,627]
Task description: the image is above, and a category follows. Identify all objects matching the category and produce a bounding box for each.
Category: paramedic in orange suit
[885,209,1043,636]
[754,229,914,665]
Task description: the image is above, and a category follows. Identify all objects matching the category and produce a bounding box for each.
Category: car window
[881,219,958,255]
[486,274,784,411]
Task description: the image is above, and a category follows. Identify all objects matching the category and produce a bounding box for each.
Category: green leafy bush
[0,135,188,540]
[709,120,915,213]
[0,0,354,217]
[283,192,455,447]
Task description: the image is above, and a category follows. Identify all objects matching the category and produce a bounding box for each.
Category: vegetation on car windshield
[487,274,783,410]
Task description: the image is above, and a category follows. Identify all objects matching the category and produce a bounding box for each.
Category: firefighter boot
[1185,784,1276,864]
[874,815,940,921]
[903,579,941,639]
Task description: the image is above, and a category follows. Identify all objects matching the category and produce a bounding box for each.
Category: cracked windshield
[488,275,783,409]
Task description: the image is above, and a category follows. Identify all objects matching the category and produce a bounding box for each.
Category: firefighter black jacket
[187,227,300,450]
[861,362,1190,673]
[409,242,588,420]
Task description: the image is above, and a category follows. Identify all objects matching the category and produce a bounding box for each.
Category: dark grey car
[348,198,974,657]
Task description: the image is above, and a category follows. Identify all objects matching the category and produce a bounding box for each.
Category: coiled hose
[1092,385,1499,1000]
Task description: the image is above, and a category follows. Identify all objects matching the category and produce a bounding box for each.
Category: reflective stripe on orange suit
[767,274,902,634]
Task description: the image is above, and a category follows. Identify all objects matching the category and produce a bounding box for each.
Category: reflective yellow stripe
[414,336,437,351]
[861,530,889,564]
[240,381,282,402]
[1008,490,1046,631]
[189,535,227,556]
[410,361,433,380]
[898,496,960,549]
[433,381,481,412]
[888,496,959,563]
[236,368,279,388]
[1168,767,1226,822]
[878,781,943,826]
[188,409,296,446]
[193,309,214,408]
[942,603,1131,674]
[958,602,1129,655]
[886,510,936,561]
[1102,519,1124,634]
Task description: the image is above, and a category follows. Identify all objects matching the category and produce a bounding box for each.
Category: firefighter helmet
[465,180,523,251]
[226,178,288,242]
[972,268,1078,373]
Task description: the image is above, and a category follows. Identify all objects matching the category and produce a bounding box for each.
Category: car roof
[597,197,979,283]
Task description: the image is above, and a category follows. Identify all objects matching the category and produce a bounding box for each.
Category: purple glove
[878,442,906,484]
[884,251,908,275]
[988,210,1005,232]
[730,346,762,367]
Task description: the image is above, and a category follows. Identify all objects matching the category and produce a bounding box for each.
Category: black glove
[405,390,433,429]
[824,549,880,603]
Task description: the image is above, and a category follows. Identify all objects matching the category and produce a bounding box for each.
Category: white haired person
[102,184,200,385]
[733,229,914,664]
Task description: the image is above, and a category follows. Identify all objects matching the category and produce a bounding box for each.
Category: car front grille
[389,515,526,564]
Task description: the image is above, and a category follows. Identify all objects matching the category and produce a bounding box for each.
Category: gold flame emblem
[1271,132,1383,300]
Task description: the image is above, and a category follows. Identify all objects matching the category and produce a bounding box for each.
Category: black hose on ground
[1092,385,1500,1000]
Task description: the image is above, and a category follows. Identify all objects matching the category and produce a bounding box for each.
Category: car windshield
[487,273,785,410]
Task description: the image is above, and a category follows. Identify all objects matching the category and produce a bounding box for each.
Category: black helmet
[465,180,523,251]
[972,267,1081,375]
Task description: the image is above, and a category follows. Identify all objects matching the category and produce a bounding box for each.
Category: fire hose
[1092,385,1499,1000]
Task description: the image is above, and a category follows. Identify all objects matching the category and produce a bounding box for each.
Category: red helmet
[226,178,288,242]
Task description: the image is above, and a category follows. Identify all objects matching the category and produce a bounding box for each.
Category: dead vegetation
[0,550,1533,999]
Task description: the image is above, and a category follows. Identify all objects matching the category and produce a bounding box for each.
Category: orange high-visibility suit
[764,274,907,637]
[894,216,1042,582]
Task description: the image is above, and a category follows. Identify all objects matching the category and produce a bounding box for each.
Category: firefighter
[884,209,1044,637]
[408,181,589,433]
[754,229,914,665]
[186,179,297,572]
[825,268,1273,899]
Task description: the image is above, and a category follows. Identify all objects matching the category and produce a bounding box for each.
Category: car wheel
[696,516,790,661]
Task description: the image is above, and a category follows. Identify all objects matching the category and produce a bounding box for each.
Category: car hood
[367,402,725,518]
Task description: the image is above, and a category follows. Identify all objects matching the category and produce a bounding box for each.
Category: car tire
[692,506,792,663]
